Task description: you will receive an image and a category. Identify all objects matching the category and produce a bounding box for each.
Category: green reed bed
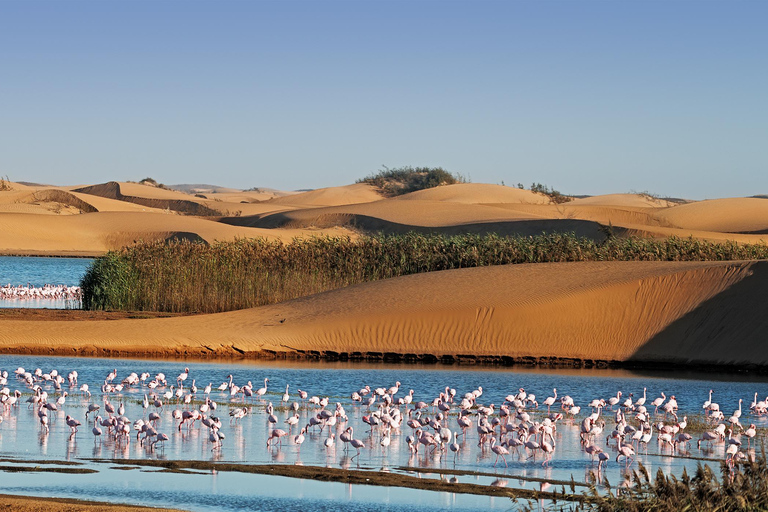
[573,454,768,512]
[81,233,768,313]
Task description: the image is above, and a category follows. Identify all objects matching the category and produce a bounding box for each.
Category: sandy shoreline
[0,494,184,512]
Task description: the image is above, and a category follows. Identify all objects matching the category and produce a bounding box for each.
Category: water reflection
[1,353,767,511]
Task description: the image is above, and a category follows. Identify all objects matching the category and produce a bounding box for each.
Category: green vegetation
[137,177,170,190]
[81,233,768,313]
[530,182,572,204]
[357,166,468,196]
[576,456,768,511]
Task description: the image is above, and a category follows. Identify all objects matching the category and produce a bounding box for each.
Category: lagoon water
[1,355,767,511]
[0,256,91,308]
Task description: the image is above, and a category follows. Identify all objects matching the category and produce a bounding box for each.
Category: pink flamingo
[267,428,288,447]
[490,437,509,467]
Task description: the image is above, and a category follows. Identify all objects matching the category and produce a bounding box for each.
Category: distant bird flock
[0,284,82,301]
[0,365,762,480]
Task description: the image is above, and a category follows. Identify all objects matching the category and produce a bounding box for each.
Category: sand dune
[222,199,611,238]
[654,198,768,234]
[2,260,765,368]
[74,182,220,216]
[0,189,97,215]
[0,211,355,256]
[266,183,383,207]
[394,183,552,204]
[570,193,677,208]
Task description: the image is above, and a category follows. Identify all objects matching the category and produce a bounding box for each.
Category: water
[1,355,766,511]
[0,256,92,309]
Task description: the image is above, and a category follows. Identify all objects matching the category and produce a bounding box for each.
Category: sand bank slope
[1,260,764,367]
[0,494,183,512]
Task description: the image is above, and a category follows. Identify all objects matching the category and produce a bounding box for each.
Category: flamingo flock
[0,364,765,483]
[0,284,82,301]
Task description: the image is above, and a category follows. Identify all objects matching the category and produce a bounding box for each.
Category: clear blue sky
[1,1,766,199]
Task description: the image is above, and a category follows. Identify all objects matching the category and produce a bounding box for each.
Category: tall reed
[81,233,768,313]
[576,455,768,511]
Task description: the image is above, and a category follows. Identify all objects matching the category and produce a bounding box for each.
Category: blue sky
[1,1,766,199]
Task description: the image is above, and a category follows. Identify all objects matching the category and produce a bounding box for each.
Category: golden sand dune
[266,183,383,207]
[225,198,608,239]
[74,182,220,216]
[570,193,677,208]
[0,211,355,256]
[654,198,768,234]
[394,183,552,204]
[113,181,203,201]
[0,189,98,215]
[2,260,765,367]
[68,191,170,213]
[200,189,296,203]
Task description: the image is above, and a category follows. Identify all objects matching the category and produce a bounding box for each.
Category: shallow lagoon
[0,256,91,309]
[1,355,766,511]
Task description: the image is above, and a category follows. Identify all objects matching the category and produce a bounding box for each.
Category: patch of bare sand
[0,494,184,512]
[394,183,552,204]
[570,193,678,208]
[654,198,768,233]
[266,183,383,207]
[2,261,765,367]
[0,211,356,256]
[245,200,545,228]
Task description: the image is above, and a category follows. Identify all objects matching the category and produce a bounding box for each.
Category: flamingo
[616,443,635,467]
[177,367,189,385]
[540,437,555,467]
[348,428,365,458]
[635,388,647,407]
[294,427,306,452]
[743,424,757,448]
[608,391,623,410]
[697,430,720,448]
[490,437,509,467]
[651,392,666,414]
[543,388,557,413]
[256,378,269,400]
[597,451,609,472]
[267,428,288,447]
[282,385,290,403]
[449,431,460,463]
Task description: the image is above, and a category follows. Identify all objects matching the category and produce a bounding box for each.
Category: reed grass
[578,452,768,511]
[81,233,768,313]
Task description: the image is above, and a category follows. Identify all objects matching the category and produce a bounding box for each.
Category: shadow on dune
[629,260,768,367]
[75,182,219,216]
[221,211,617,240]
